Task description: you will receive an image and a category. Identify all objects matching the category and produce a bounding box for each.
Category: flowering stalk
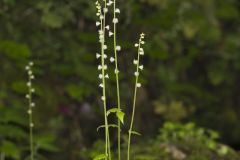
[95,0,111,159]
[112,1,121,160]
[127,33,145,160]
[25,62,36,160]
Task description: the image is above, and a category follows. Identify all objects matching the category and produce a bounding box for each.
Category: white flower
[139,48,144,55]
[141,41,145,44]
[135,43,139,47]
[96,21,101,26]
[109,31,113,37]
[116,45,121,51]
[99,74,103,79]
[115,8,120,13]
[115,69,119,74]
[137,83,141,88]
[27,109,32,114]
[104,54,107,59]
[31,88,35,93]
[28,71,32,75]
[104,65,107,70]
[99,30,103,34]
[30,123,34,127]
[27,82,31,87]
[30,75,34,79]
[31,103,35,107]
[98,65,102,70]
[96,53,101,59]
[105,74,109,79]
[104,45,107,50]
[105,25,110,30]
[101,96,105,101]
[134,72,139,77]
[110,57,115,62]
[96,12,100,16]
[139,65,144,70]
[99,83,103,88]
[103,8,108,13]
[29,62,34,66]
[107,0,113,6]
[133,59,138,65]
[113,18,118,24]
[26,94,30,99]
[100,15,104,20]
[25,66,30,70]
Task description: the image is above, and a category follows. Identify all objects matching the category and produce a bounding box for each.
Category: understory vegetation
[0,0,240,160]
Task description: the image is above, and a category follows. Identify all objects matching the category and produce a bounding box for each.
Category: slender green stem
[100,1,111,159]
[28,77,34,160]
[127,39,141,160]
[113,1,121,160]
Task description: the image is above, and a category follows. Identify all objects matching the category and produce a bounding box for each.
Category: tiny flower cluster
[134,33,145,88]
[25,62,35,128]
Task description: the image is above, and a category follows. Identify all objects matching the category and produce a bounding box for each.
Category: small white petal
[139,65,144,70]
[104,54,107,59]
[27,110,32,114]
[104,8,108,13]
[115,8,120,13]
[110,57,115,63]
[101,96,105,101]
[27,82,31,87]
[30,75,35,79]
[31,88,35,93]
[109,31,113,37]
[105,74,109,79]
[96,53,101,59]
[105,25,110,30]
[30,123,34,127]
[116,46,121,51]
[133,60,138,65]
[134,72,139,77]
[99,84,103,88]
[135,43,139,47]
[29,62,34,66]
[26,94,30,99]
[28,71,32,75]
[113,18,118,24]
[104,45,107,50]
[99,74,103,79]
[31,103,35,107]
[137,83,141,88]
[96,21,101,26]
[25,66,30,70]
[104,65,107,70]
[115,69,119,74]
[98,65,102,70]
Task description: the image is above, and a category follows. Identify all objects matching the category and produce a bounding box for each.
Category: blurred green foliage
[0,0,240,159]
[120,122,240,160]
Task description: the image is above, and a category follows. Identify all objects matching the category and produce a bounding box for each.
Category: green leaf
[106,108,119,116]
[97,124,118,132]
[93,154,107,160]
[116,111,125,124]
[0,141,20,159]
[129,131,141,136]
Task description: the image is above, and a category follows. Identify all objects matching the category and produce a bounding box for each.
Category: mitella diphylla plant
[25,62,36,160]
[94,0,146,160]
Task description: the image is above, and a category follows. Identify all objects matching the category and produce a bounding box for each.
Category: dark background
[0,0,240,159]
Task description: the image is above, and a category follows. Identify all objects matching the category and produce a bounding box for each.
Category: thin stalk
[113,1,121,160]
[127,39,141,160]
[100,1,111,159]
[28,77,34,160]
